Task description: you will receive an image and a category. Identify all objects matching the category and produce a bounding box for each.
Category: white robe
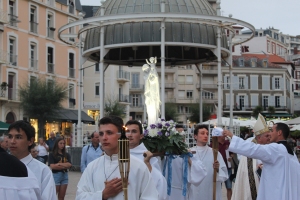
[231,155,260,200]
[20,154,57,200]
[188,145,228,200]
[229,136,300,200]
[76,153,158,200]
[0,167,41,200]
[130,143,167,200]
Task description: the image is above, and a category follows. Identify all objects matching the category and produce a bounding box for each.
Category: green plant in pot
[1,82,9,90]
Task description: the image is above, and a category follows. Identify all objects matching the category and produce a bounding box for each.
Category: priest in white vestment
[125,120,167,200]
[224,118,300,200]
[76,116,158,200]
[232,114,271,200]
[188,125,228,200]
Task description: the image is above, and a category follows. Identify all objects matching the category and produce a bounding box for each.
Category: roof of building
[56,0,82,11]
[82,6,100,18]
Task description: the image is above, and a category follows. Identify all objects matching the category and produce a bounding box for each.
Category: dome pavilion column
[160,0,166,119]
[99,5,105,119]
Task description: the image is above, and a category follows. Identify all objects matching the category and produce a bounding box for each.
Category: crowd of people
[0,114,300,200]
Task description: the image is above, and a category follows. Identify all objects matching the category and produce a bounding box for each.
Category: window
[185,106,190,113]
[275,96,280,108]
[30,43,37,69]
[68,19,75,42]
[95,63,99,72]
[186,65,192,69]
[178,75,184,84]
[226,76,230,89]
[9,37,17,66]
[131,73,140,88]
[239,96,245,108]
[47,0,54,6]
[69,84,75,108]
[95,83,100,96]
[69,53,75,78]
[251,58,257,67]
[177,105,184,113]
[238,58,244,67]
[132,94,139,107]
[186,91,193,99]
[267,41,270,53]
[30,6,38,34]
[178,90,185,98]
[262,60,268,68]
[239,77,244,89]
[263,96,268,108]
[186,75,193,84]
[68,0,75,14]
[47,47,54,73]
[9,0,18,27]
[47,13,54,39]
[275,78,280,89]
[8,73,15,100]
[203,92,214,99]
[272,43,275,54]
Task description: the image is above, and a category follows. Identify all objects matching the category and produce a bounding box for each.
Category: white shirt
[0,167,41,200]
[76,153,158,200]
[21,154,57,200]
[229,136,300,200]
[130,143,167,200]
[37,144,48,156]
[188,145,228,200]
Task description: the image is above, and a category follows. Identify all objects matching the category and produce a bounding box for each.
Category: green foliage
[19,78,67,137]
[253,106,263,117]
[268,106,276,116]
[165,103,179,121]
[291,130,300,138]
[189,104,211,123]
[104,97,126,118]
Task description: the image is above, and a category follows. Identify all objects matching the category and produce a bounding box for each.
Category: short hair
[98,116,124,132]
[275,122,290,139]
[175,124,184,129]
[8,120,35,151]
[91,131,99,138]
[125,120,143,135]
[194,124,209,135]
[30,143,36,151]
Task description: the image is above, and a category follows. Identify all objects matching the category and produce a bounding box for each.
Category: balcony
[239,85,245,89]
[165,98,176,103]
[116,70,130,83]
[69,68,75,78]
[196,83,217,89]
[0,49,7,64]
[47,63,54,74]
[8,14,18,27]
[197,97,218,104]
[0,9,8,24]
[129,104,144,112]
[165,82,176,88]
[7,88,19,101]
[129,84,144,91]
[177,97,197,103]
[29,59,38,71]
[8,54,17,66]
[178,81,193,85]
[198,65,218,74]
[29,21,38,34]
[47,27,55,39]
[69,5,74,14]
[119,94,130,104]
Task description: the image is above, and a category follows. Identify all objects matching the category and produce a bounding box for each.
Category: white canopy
[284,117,300,125]
[201,117,256,127]
[290,124,300,131]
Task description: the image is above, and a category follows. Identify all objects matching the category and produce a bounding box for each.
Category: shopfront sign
[83,102,100,109]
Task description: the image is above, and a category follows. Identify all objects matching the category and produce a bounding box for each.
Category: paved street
[65,171,227,200]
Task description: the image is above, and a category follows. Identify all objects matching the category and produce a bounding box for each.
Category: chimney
[294,47,298,55]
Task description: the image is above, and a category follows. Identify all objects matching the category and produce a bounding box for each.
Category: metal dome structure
[58,0,255,122]
[83,0,228,65]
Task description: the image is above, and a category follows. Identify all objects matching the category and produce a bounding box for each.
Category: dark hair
[125,120,143,135]
[52,138,66,159]
[8,120,35,151]
[98,116,124,132]
[30,143,36,151]
[194,124,209,135]
[175,124,184,129]
[275,123,290,139]
[91,131,99,138]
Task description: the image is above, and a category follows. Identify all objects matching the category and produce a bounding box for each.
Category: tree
[189,104,211,123]
[19,78,67,137]
[104,97,126,118]
[252,106,263,118]
[165,103,179,121]
[268,106,276,118]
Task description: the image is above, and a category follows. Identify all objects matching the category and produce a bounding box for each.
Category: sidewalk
[66,171,228,200]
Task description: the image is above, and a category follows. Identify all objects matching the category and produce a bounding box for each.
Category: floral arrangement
[142,118,188,155]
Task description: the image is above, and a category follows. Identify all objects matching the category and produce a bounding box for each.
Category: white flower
[179,131,185,136]
[148,128,158,137]
[156,118,161,123]
[162,121,166,126]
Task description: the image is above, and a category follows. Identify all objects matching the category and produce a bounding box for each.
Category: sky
[81,0,300,36]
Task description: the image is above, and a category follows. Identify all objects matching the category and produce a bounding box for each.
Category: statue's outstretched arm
[146,59,150,65]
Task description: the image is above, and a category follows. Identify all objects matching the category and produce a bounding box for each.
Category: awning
[262,113,293,118]
[0,121,10,130]
[56,109,95,123]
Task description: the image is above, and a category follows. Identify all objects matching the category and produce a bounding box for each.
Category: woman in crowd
[48,138,72,200]
[37,137,49,164]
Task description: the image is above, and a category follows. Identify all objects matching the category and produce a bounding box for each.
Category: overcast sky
[81,0,300,36]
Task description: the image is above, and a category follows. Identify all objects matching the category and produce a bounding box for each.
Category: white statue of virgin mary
[142,57,160,126]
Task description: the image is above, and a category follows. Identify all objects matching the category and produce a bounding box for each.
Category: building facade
[0,0,82,139]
